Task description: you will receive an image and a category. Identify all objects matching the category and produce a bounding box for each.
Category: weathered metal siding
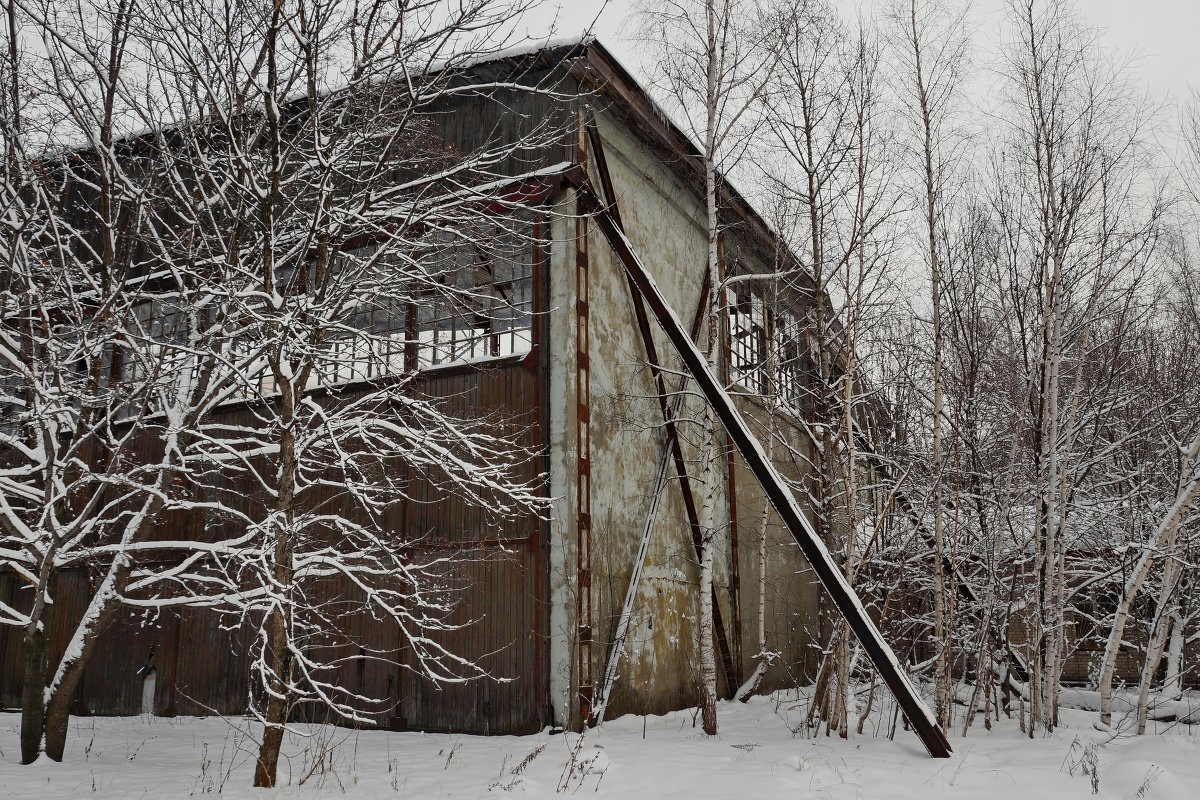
[397,542,545,733]
[427,52,581,181]
[0,51,569,725]
[170,608,257,717]
[394,363,548,733]
[0,359,548,732]
[571,108,826,722]
[0,574,21,708]
[0,568,90,711]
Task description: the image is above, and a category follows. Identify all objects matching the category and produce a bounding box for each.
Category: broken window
[772,308,805,409]
[728,287,768,394]
[413,211,534,368]
[726,283,809,415]
[115,297,204,416]
[317,243,409,386]
[114,208,538,404]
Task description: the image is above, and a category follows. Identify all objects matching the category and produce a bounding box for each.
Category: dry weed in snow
[0,691,1198,798]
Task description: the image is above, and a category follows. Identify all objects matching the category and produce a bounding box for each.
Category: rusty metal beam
[584,124,738,701]
[574,115,595,726]
[577,184,953,758]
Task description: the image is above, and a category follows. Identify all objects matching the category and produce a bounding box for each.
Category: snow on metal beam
[577,186,953,758]
[584,122,735,723]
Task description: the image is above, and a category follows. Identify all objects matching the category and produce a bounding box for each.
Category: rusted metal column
[579,184,952,758]
[574,201,594,725]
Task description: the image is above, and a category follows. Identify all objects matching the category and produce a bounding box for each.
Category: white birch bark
[1097,434,1200,726]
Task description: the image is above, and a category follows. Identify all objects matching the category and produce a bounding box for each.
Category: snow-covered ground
[2,691,1198,799]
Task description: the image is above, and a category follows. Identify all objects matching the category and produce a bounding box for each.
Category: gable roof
[568,41,810,290]
[461,36,809,289]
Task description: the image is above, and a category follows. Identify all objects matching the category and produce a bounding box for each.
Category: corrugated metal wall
[0,360,549,734]
[0,50,572,732]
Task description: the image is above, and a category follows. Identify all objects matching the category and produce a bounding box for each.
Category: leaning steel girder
[574,181,953,759]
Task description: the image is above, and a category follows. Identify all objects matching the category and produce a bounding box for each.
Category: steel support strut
[583,124,737,722]
[576,185,953,758]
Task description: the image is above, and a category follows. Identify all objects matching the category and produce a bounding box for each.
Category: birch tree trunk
[1162,610,1185,702]
[892,0,968,730]
[1097,433,1200,726]
[641,0,775,736]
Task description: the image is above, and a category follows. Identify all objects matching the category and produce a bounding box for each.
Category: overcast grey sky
[523,0,1200,104]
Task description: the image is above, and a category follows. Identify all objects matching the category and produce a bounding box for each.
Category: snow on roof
[429,32,592,73]
[34,34,595,160]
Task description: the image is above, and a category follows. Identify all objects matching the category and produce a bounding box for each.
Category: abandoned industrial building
[0,38,954,755]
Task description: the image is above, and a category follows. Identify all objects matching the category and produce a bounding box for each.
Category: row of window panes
[116,215,535,403]
[726,286,809,411]
[728,288,768,394]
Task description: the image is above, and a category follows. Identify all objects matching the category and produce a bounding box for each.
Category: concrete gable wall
[547,105,825,726]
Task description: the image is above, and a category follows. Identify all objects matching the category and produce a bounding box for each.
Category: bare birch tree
[2,0,568,782]
[985,0,1162,733]
[755,1,903,736]
[639,0,774,735]
[887,0,971,730]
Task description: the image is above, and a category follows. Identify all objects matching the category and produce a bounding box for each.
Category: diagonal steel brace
[576,182,953,758]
